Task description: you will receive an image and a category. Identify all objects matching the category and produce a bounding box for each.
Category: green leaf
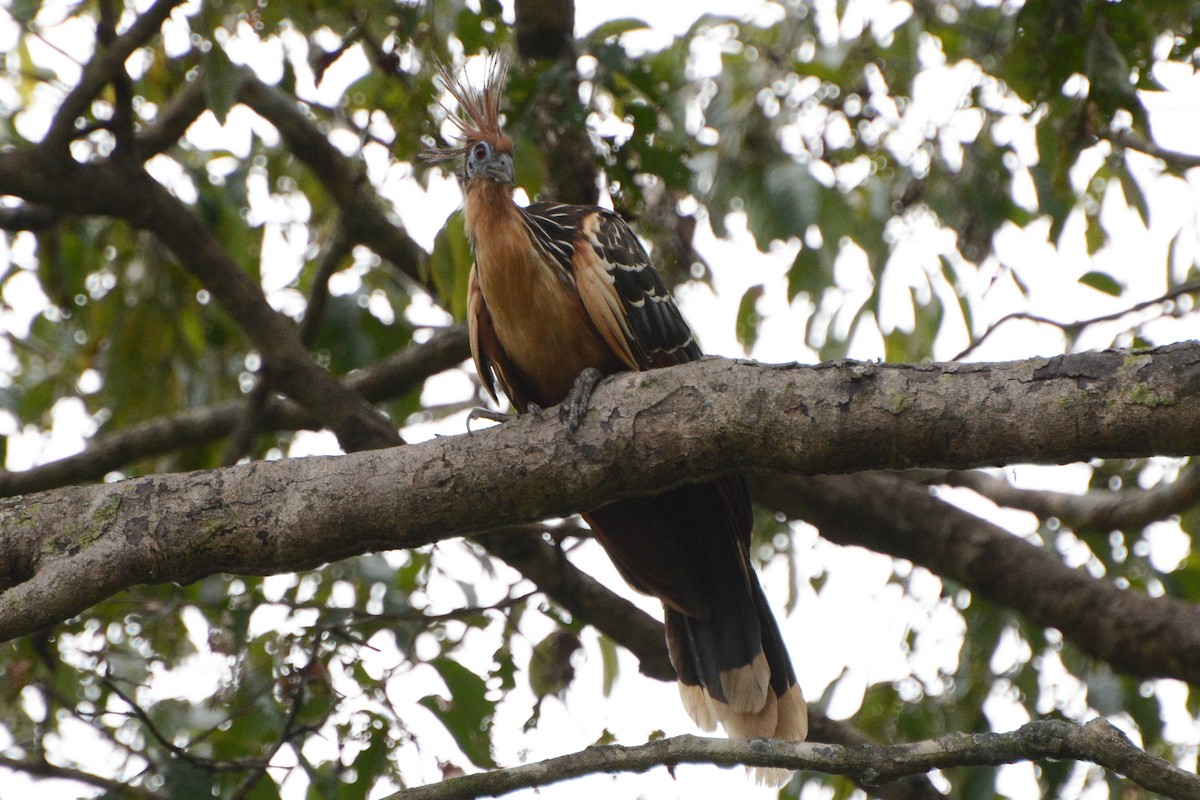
[1084,214,1107,255]
[203,45,241,126]
[1079,271,1124,296]
[1119,169,1150,227]
[586,17,649,43]
[787,246,832,303]
[428,211,473,321]
[528,630,581,701]
[418,658,497,768]
[735,284,764,354]
[598,634,619,698]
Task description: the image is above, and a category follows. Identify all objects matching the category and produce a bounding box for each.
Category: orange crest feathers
[423,53,513,165]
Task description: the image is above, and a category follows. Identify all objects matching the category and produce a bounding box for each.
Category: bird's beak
[483,153,514,184]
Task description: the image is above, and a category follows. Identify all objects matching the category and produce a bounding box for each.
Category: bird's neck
[463,179,516,240]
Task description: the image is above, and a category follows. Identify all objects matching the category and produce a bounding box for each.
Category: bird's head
[423,54,515,187]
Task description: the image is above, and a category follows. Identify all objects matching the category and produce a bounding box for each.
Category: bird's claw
[559,367,603,431]
[466,406,516,434]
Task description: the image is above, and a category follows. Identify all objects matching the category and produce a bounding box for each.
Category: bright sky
[1,1,1199,799]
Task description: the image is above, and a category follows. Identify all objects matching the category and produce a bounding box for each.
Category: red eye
[472,142,490,161]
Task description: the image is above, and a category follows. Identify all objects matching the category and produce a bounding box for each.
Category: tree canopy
[0,1,1199,799]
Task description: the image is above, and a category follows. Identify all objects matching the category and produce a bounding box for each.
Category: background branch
[940,466,1200,533]
[388,719,1200,800]
[758,471,1200,683]
[0,753,164,800]
[0,154,401,453]
[235,76,429,285]
[41,0,188,154]
[0,326,468,497]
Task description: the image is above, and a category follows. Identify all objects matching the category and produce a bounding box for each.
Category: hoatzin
[425,56,807,780]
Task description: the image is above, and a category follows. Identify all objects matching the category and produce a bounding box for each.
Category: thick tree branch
[388,719,1200,800]
[758,471,1200,683]
[2,344,1199,642]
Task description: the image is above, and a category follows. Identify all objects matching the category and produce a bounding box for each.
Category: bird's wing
[466,265,501,404]
[522,203,702,371]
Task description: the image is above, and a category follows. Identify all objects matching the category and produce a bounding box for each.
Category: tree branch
[386,719,1200,800]
[0,154,401,453]
[954,279,1200,360]
[135,75,207,157]
[940,466,1200,533]
[2,343,1199,642]
[0,753,164,800]
[758,470,1200,684]
[0,326,468,497]
[234,76,429,285]
[41,0,188,154]
[1107,129,1200,172]
[478,526,676,681]
[0,203,63,231]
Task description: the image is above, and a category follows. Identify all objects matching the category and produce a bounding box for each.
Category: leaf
[1079,271,1124,296]
[1118,169,1150,227]
[787,246,832,303]
[735,284,764,354]
[418,658,497,768]
[427,211,473,321]
[528,630,581,701]
[586,17,650,43]
[1084,214,1107,256]
[203,45,241,126]
[598,634,619,698]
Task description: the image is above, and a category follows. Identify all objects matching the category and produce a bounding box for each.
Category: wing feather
[569,208,701,370]
[466,265,501,404]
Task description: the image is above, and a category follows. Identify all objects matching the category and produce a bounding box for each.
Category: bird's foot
[559,367,603,431]
[466,407,515,434]
[466,404,548,434]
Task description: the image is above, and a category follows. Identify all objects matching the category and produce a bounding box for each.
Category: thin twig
[954,278,1200,360]
[101,676,271,773]
[1106,129,1200,172]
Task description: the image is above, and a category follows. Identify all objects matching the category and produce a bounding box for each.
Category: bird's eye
[471,142,491,162]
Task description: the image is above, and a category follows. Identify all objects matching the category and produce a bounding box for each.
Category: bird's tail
[583,480,806,786]
[664,577,807,786]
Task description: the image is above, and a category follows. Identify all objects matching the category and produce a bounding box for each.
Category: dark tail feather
[664,579,807,738]
[584,479,807,785]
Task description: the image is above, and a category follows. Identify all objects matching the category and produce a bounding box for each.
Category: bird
[423,54,807,782]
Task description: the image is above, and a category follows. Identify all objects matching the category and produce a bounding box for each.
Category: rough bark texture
[1,343,1198,642]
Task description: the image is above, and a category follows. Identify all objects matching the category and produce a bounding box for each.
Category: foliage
[0,1,1198,799]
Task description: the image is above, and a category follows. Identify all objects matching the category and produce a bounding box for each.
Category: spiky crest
[422,53,512,166]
